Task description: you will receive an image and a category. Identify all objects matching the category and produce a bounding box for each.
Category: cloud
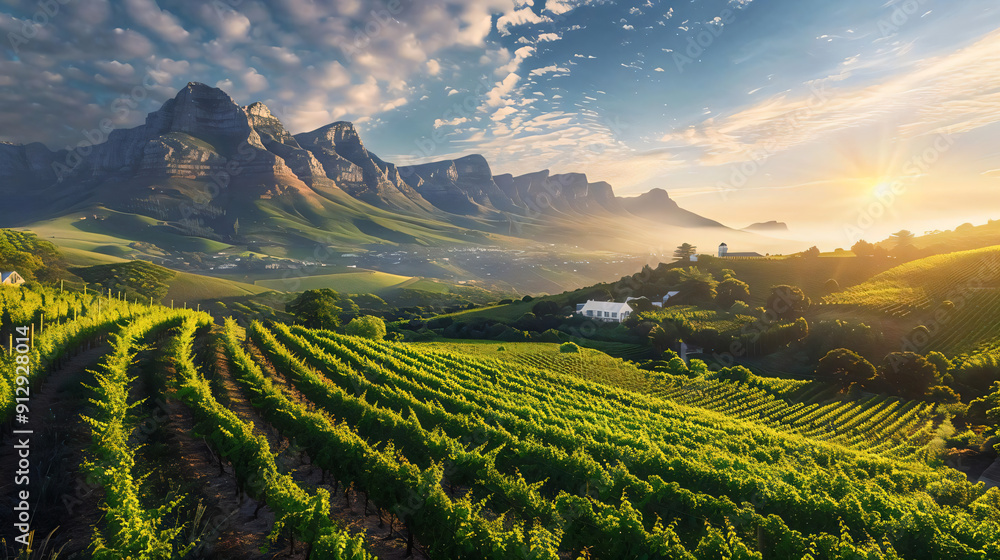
[123,0,191,44]
[434,116,469,128]
[661,28,1000,166]
[537,32,562,42]
[484,72,521,107]
[241,67,269,93]
[426,59,442,75]
[94,60,135,78]
[529,65,569,76]
[497,45,535,75]
[491,106,518,121]
[496,7,552,36]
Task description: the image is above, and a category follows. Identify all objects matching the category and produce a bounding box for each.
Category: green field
[164,270,270,304]
[253,270,416,293]
[23,208,232,256]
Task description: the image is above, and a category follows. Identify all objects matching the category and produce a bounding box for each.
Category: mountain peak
[246,101,273,118]
[744,220,789,232]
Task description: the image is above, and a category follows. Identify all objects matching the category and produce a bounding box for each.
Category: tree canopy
[879,352,936,398]
[345,315,387,340]
[673,243,697,260]
[715,277,750,308]
[286,288,343,330]
[816,348,876,390]
[765,285,809,320]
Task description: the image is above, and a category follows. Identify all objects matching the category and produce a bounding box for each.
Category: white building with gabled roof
[0,271,25,286]
[576,300,632,323]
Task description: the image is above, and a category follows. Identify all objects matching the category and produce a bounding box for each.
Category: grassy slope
[823,245,1000,355]
[164,271,269,304]
[21,209,232,255]
[253,270,414,293]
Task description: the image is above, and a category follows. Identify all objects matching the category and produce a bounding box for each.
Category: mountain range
[0,82,773,255]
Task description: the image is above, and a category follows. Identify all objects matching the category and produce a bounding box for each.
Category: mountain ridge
[0,81,759,253]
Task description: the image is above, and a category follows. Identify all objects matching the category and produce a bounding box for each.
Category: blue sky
[2,0,1000,244]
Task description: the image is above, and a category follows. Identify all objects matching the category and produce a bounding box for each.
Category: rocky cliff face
[246,102,328,185]
[403,154,517,216]
[1,82,734,241]
[59,83,298,183]
[0,141,62,186]
[489,170,623,216]
[295,122,431,212]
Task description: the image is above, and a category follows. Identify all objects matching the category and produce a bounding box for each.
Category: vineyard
[823,245,1000,316]
[0,286,999,559]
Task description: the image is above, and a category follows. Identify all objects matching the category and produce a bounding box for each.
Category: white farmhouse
[0,271,25,286]
[576,300,633,323]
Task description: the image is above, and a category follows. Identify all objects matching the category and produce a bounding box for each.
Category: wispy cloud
[661,28,1000,166]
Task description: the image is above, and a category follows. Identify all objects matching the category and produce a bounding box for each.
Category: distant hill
[744,221,788,232]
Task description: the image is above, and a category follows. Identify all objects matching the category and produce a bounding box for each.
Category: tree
[851,240,875,257]
[890,230,915,249]
[531,300,562,317]
[816,348,876,389]
[345,315,387,340]
[803,246,820,258]
[967,381,1000,425]
[286,288,343,330]
[676,267,718,305]
[648,325,676,355]
[674,243,697,260]
[765,285,809,320]
[715,277,750,308]
[627,296,655,313]
[879,352,937,398]
[925,351,953,382]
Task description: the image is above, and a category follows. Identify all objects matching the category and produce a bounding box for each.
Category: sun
[872,181,897,198]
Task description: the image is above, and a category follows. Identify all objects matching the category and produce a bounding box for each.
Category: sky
[2,0,1000,247]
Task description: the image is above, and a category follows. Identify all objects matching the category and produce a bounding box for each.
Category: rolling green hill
[254,270,415,293]
[824,245,1000,355]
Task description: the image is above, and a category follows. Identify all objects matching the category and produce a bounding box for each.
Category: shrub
[927,385,961,403]
[559,342,580,353]
[708,366,753,383]
[532,300,562,317]
[345,315,387,340]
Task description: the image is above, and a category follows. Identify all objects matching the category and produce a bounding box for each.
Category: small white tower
[718,242,728,257]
